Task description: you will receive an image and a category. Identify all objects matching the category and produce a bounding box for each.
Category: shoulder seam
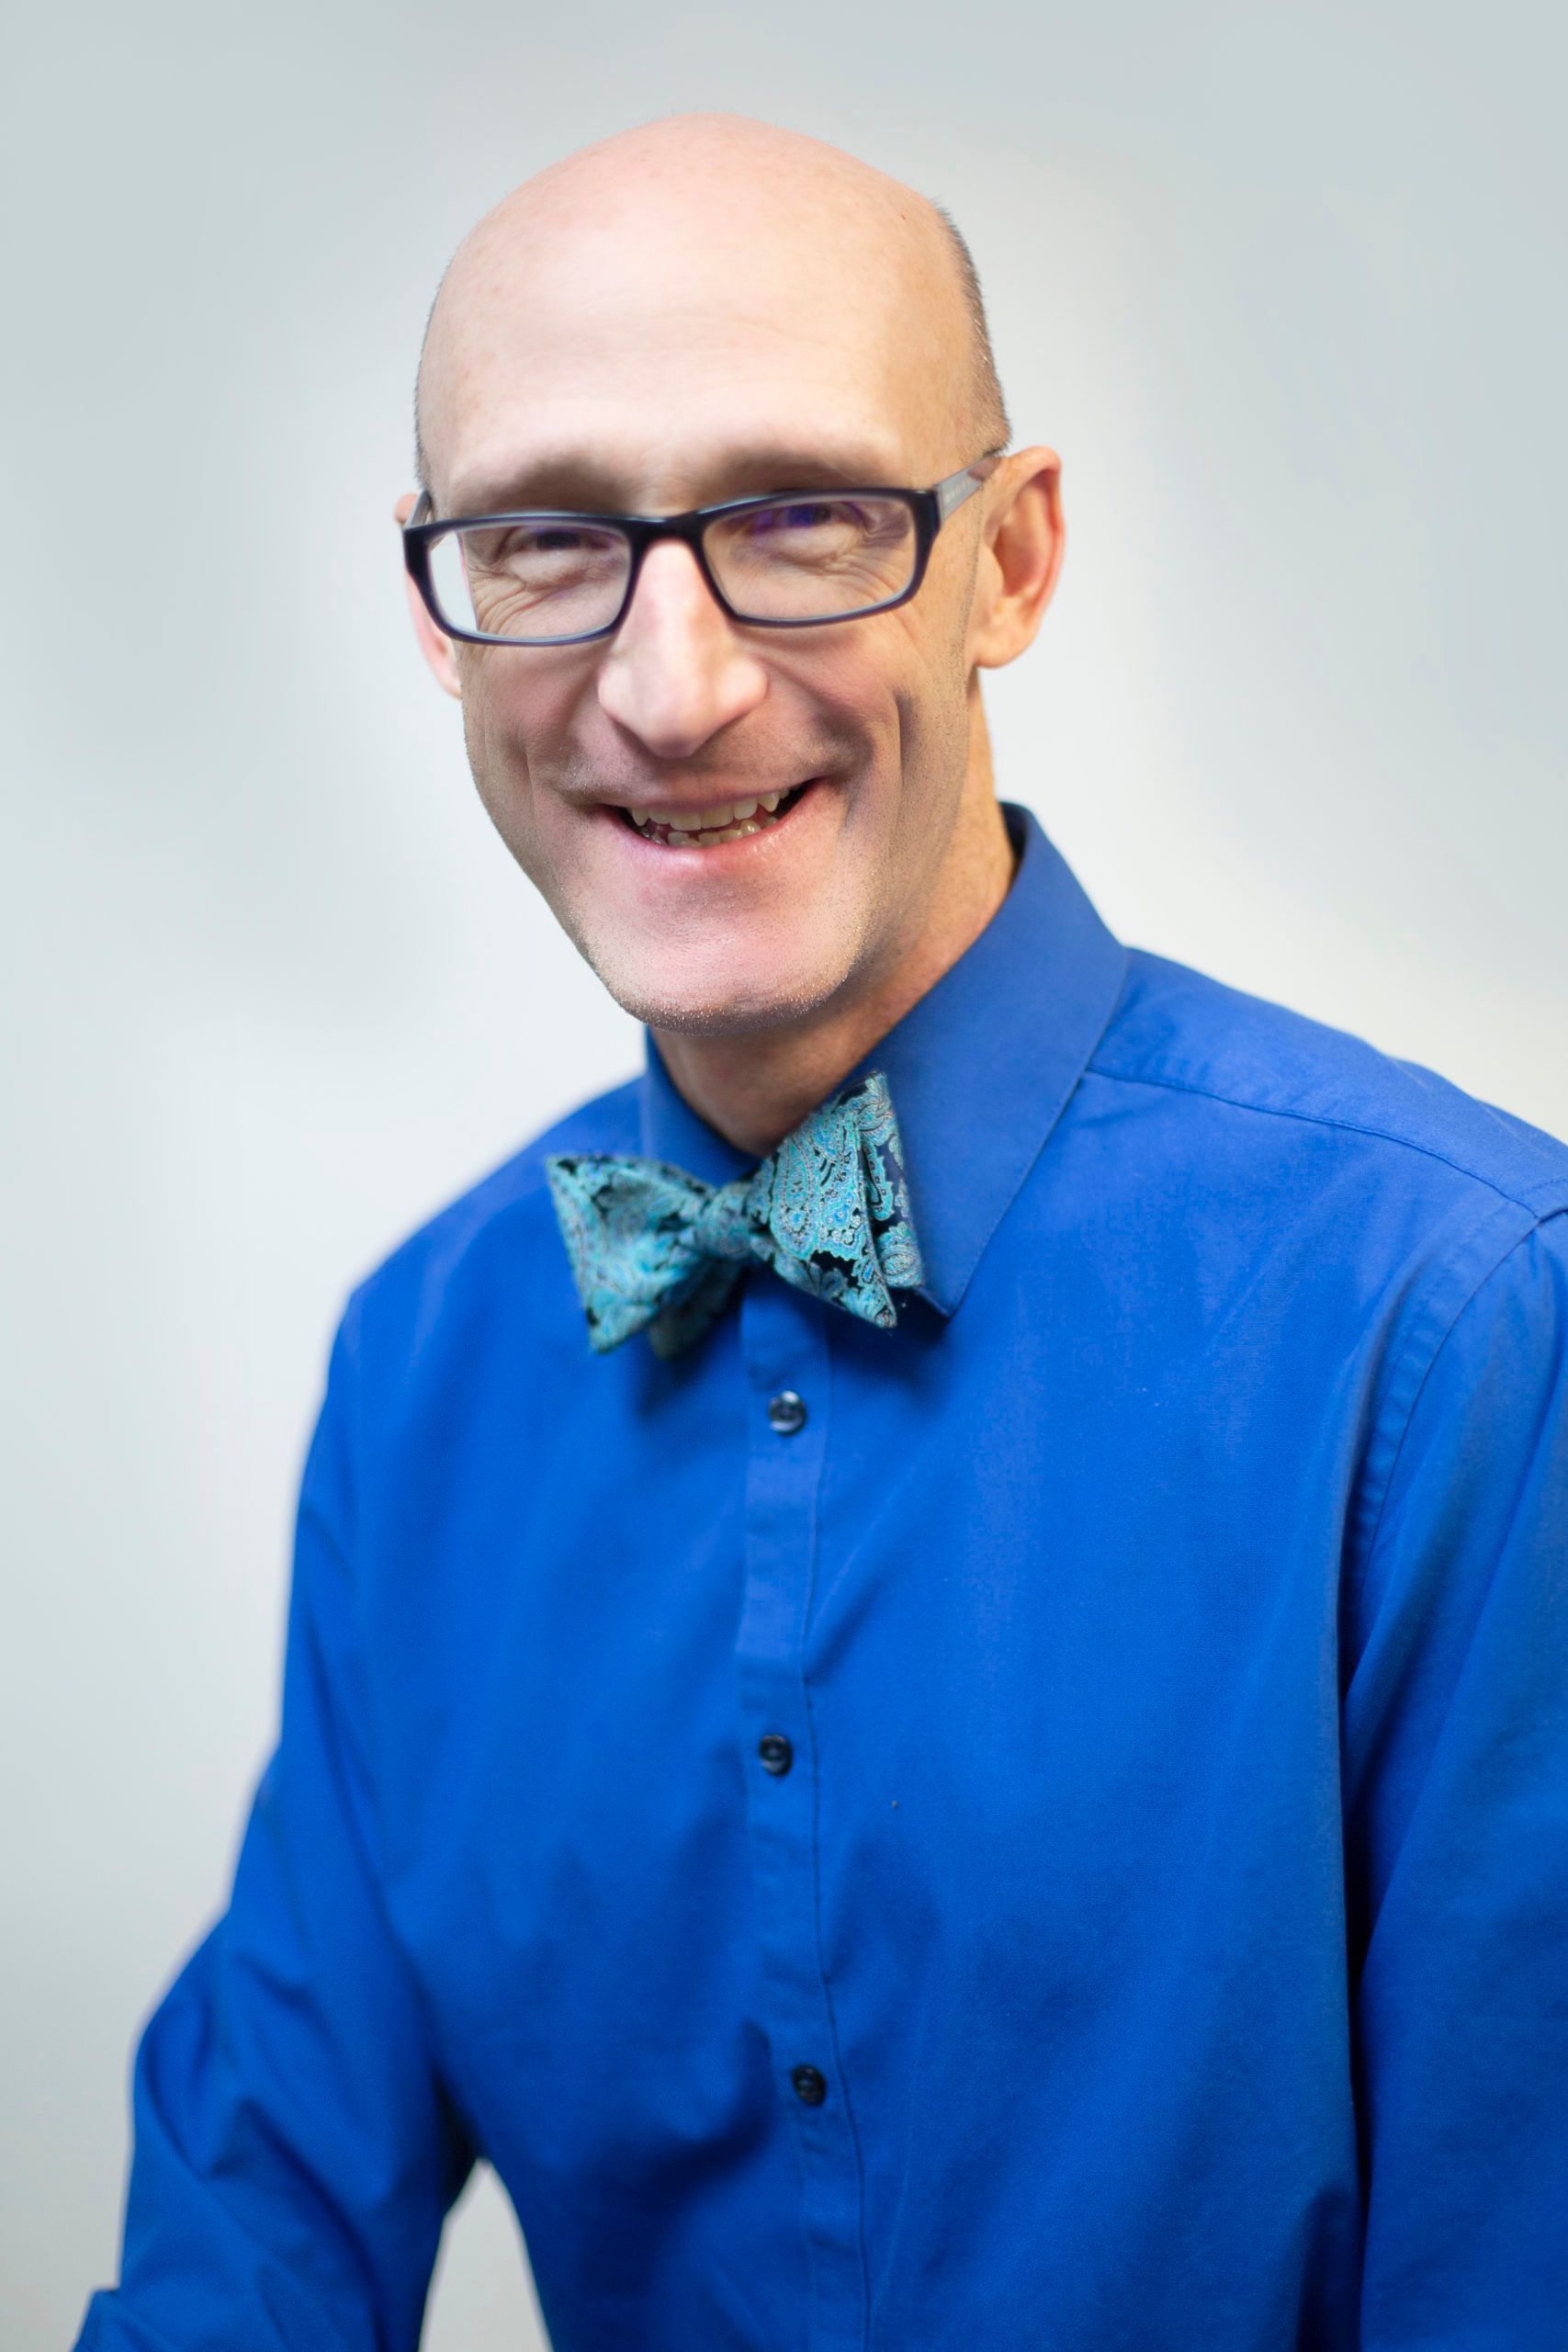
[1357,1203,1568,1575]
[1083,1057,1568,1216]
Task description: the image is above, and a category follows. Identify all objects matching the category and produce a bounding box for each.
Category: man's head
[400,114,1063,1037]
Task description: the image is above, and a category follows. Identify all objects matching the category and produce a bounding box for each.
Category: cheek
[828,617,970,803]
[763,638,918,781]
[456,660,583,820]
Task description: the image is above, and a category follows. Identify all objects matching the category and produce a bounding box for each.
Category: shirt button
[791,2064,828,2106]
[767,1390,807,1435]
[757,1733,794,1776]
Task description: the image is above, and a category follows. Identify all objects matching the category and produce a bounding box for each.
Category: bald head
[412,113,1009,503]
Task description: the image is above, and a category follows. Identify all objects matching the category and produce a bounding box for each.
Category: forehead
[423,184,964,511]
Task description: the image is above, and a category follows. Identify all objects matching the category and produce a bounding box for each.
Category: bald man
[81,116,1568,2352]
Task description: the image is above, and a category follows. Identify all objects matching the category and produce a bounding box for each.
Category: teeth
[625,783,803,846]
[696,818,765,844]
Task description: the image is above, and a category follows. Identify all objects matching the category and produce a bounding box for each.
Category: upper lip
[592,782,811,817]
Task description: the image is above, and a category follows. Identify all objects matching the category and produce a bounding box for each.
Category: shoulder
[1089,944,1568,1224]
[1084,949,1568,1551]
[333,1071,642,1381]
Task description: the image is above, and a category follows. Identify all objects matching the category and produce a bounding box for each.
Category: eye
[747,499,866,537]
[779,502,847,530]
[460,521,626,576]
[520,525,600,553]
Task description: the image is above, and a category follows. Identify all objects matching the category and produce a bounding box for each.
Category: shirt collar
[637,802,1130,1317]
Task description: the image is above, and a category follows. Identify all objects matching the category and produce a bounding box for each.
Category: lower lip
[607,780,821,863]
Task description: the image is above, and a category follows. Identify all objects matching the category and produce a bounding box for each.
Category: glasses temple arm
[933,452,1003,524]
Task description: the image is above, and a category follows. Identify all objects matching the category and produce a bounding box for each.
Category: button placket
[735,1277,867,2352]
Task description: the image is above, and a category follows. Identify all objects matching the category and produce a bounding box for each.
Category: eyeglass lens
[425,494,919,641]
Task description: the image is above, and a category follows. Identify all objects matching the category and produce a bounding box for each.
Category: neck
[653,708,1016,1158]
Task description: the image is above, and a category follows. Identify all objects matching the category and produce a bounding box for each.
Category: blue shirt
[79,805,1568,2352]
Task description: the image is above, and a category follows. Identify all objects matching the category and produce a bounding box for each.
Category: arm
[1343,1208,1568,2348]
[76,1306,474,2351]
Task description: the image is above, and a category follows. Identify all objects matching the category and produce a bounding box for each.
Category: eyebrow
[444,443,907,518]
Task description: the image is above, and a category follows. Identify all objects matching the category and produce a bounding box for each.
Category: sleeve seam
[1358,1204,1568,1576]
[1081,1059,1568,1222]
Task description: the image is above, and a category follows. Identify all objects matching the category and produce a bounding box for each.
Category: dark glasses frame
[401,453,1004,646]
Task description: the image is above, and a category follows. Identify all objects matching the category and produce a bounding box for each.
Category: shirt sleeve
[1343,1206,1568,2349]
[74,1305,474,2352]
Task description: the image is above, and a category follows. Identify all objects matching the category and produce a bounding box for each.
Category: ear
[393,491,463,701]
[966,447,1066,673]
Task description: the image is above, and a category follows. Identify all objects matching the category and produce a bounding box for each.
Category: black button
[758,1734,794,1776]
[767,1390,807,1435]
[791,2064,828,2107]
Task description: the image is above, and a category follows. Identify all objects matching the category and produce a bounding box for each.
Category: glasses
[401,455,1002,646]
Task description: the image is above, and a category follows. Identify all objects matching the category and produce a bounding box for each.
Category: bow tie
[546,1069,925,1358]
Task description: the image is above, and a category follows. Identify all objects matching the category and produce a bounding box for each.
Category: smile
[616,781,814,848]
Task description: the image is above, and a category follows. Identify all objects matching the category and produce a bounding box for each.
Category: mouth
[613,780,815,849]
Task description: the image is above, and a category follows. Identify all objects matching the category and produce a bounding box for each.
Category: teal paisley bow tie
[546,1069,925,1358]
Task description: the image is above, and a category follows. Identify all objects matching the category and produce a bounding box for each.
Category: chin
[592,943,856,1039]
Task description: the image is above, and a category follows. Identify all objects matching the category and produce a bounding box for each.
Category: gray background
[4,2,1563,2344]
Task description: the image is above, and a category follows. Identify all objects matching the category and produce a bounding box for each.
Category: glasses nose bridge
[619,510,729,628]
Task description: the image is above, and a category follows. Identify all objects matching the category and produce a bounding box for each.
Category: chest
[362,1235,1359,2125]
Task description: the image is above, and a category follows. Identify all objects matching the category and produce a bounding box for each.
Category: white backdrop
[4,3,1564,2344]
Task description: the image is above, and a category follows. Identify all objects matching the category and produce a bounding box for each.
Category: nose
[595,540,768,759]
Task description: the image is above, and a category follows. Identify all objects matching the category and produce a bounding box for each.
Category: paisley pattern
[546,1070,925,1358]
